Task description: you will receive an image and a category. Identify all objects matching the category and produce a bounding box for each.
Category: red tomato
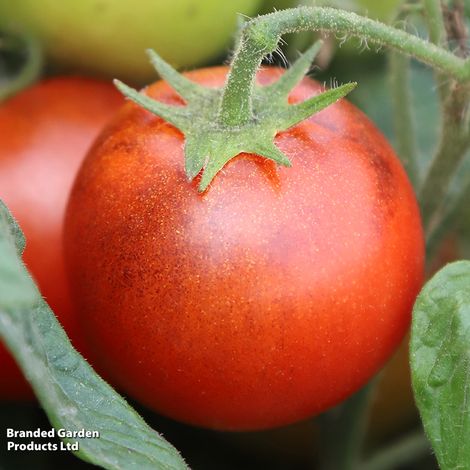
[0,77,122,400]
[64,66,424,430]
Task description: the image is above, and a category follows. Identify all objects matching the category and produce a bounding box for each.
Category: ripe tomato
[0,77,122,400]
[0,0,262,83]
[64,66,424,430]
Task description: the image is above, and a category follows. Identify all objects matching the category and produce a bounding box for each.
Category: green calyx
[115,40,356,192]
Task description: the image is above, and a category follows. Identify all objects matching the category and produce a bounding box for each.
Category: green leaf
[0,200,188,470]
[410,261,470,470]
[2,204,25,255]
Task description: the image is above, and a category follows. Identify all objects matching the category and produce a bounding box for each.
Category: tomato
[64,66,424,430]
[0,77,122,400]
[0,0,263,84]
[355,0,402,22]
[261,0,402,21]
[260,0,298,13]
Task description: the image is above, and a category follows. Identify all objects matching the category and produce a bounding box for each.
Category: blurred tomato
[0,0,263,83]
[262,0,403,21]
[0,77,122,400]
[356,0,402,22]
[261,0,298,13]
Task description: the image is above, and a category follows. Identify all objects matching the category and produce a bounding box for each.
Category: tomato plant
[0,0,263,83]
[64,62,424,430]
[0,77,122,400]
[3,2,470,469]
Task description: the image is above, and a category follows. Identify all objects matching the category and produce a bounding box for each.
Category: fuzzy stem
[419,83,470,236]
[218,41,268,126]
[389,51,419,187]
[220,7,469,124]
[423,0,447,45]
[423,0,451,107]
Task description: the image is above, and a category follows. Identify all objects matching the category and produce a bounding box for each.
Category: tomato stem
[223,7,470,91]
[117,5,470,193]
[419,82,470,237]
[389,52,419,187]
[116,36,355,191]
[217,40,267,126]
[423,0,451,105]
[423,0,447,46]
[222,6,470,246]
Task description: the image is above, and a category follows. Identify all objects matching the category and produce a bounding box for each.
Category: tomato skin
[0,77,122,400]
[64,66,424,430]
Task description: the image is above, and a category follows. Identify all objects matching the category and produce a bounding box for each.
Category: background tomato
[260,0,297,13]
[0,77,122,400]
[64,66,424,431]
[355,0,403,22]
[0,0,263,84]
[261,0,403,21]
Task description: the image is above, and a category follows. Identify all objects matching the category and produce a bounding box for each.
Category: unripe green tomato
[355,0,402,22]
[260,0,298,13]
[262,0,402,22]
[0,0,262,83]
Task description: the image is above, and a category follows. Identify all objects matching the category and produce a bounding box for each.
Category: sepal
[116,45,356,192]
